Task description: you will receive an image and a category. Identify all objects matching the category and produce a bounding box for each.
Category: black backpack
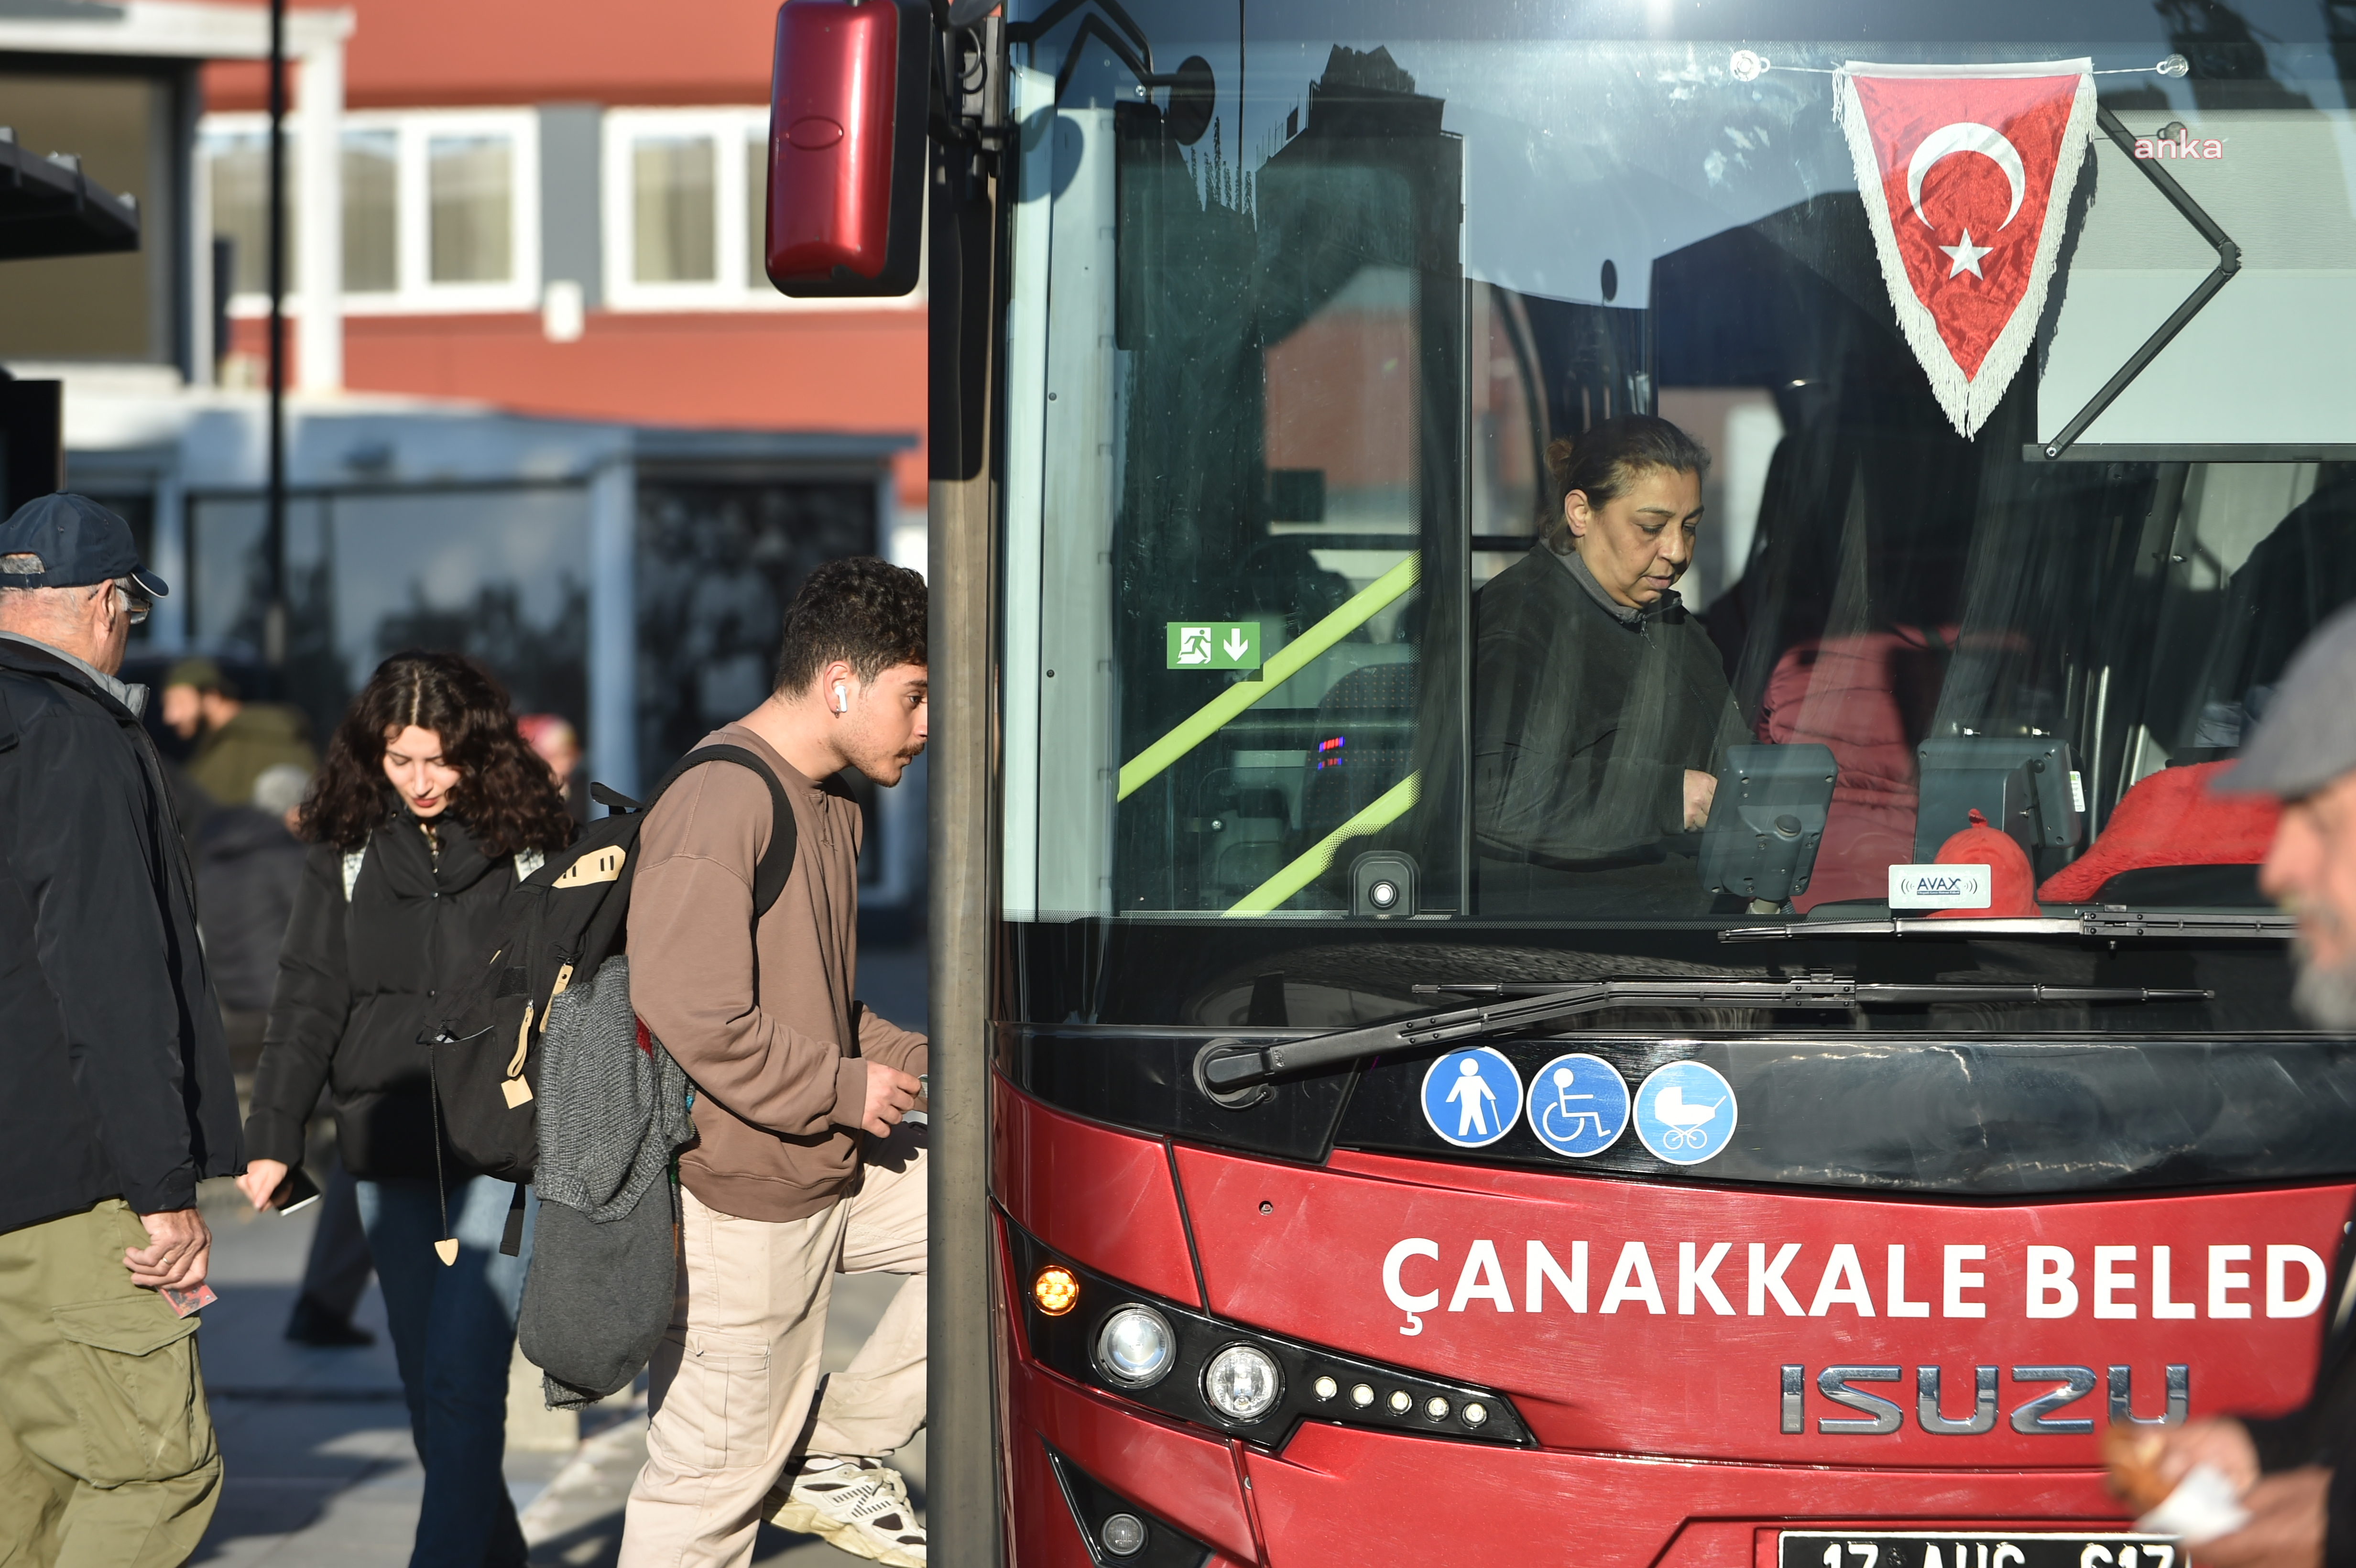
[424,744,797,1190]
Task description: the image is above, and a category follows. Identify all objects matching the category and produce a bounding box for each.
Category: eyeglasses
[110,579,151,626]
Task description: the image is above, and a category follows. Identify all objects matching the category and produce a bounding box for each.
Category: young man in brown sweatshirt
[620,559,930,1568]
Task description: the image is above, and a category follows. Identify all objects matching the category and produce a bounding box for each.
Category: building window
[605,108,858,310]
[342,128,398,293]
[633,135,718,283]
[745,131,767,288]
[428,133,515,283]
[202,127,293,295]
[202,109,538,315]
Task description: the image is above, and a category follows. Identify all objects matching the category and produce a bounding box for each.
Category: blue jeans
[357,1174,536,1568]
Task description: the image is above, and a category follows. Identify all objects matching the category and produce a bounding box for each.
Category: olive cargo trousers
[0,1199,221,1567]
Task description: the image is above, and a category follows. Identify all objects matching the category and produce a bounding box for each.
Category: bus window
[1003,2,2356,947]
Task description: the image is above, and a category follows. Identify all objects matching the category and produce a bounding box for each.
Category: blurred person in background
[0,493,242,1565]
[161,654,316,807]
[237,651,576,1568]
[517,711,587,824]
[193,761,310,1067]
[189,759,379,1349]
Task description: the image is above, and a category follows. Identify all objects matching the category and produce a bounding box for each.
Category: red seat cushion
[2037,760,2280,903]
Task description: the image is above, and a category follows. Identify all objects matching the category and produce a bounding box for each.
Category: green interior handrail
[1115,552,1420,802]
[1225,771,1421,916]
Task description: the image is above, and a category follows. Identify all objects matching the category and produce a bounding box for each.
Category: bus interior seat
[1752,625,1950,908]
[1298,660,1418,851]
[1195,772,1291,901]
[2036,759,2278,905]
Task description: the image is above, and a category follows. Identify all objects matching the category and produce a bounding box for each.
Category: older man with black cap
[2126,599,2356,1568]
[0,493,242,1564]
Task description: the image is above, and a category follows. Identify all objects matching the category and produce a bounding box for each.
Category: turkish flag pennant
[1836,60,2095,438]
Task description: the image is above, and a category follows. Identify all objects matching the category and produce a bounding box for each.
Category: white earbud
[833,682,847,713]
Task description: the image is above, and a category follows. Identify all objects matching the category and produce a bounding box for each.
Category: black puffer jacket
[193,804,305,1014]
[0,637,243,1229]
[247,811,524,1180]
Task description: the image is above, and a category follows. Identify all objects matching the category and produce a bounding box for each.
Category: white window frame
[394,108,541,313]
[603,107,762,310]
[204,108,541,316]
[603,105,923,313]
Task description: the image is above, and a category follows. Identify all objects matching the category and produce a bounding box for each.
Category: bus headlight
[1094,1305,1175,1388]
[1202,1342,1282,1422]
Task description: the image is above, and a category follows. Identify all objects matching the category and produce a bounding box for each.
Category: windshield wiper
[1719,910,2297,943]
[1194,977,2211,1096]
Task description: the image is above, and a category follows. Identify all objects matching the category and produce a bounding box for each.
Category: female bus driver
[1471,414,1745,912]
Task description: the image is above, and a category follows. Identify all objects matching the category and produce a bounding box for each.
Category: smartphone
[275,1164,323,1215]
[905,1074,929,1128]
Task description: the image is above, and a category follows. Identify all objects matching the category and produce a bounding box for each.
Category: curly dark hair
[773,556,928,696]
[299,650,578,858]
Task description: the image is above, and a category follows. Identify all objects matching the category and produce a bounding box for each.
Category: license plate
[1780,1532,2182,1568]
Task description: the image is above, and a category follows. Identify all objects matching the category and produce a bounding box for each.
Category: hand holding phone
[275,1164,324,1215]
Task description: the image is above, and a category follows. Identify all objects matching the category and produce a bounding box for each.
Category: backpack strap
[635,743,800,916]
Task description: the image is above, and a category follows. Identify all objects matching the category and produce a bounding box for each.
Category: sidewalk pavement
[190,944,930,1567]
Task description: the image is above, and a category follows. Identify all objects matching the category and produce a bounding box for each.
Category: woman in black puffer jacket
[237,651,575,1568]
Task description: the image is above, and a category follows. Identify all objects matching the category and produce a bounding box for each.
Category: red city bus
[771,2,2356,1563]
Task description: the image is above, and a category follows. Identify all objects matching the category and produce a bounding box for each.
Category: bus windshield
[999,0,2355,953]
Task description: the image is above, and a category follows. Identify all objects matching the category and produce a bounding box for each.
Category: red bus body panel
[995,1078,2352,1562]
[994,1072,1203,1308]
[765,0,898,281]
[1178,1144,2342,1462]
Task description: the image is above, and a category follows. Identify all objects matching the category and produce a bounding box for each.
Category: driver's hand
[1682,769,1718,831]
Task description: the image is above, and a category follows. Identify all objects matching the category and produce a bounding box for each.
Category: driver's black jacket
[1472,543,1744,867]
[0,636,243,1231]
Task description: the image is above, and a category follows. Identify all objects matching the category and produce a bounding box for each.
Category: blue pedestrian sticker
[1632,1061,1738,1165]
[1527,1053,1630,1158]
[1419,1047,1522,1149]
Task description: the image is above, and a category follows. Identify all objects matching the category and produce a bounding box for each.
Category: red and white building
[0,0,926,907]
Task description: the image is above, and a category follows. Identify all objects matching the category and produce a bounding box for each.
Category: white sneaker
[764,1455,927,1566]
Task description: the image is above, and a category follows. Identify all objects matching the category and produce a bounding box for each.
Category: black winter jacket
[193,804,305,1013]
[247,811,525,1180]
[0,637,244,1231]
[1472,544,1745,867]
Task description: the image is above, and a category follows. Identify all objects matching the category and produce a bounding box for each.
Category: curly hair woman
[236,650,575,1568]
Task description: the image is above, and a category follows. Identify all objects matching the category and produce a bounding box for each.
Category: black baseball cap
[0,493,168,596]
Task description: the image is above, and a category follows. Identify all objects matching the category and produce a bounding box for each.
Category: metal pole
[927,101,1004,1568]
[264,0,287,665]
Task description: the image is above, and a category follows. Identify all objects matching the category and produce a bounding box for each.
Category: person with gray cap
[0,492,243,1564]
[2125,599,2356,1568]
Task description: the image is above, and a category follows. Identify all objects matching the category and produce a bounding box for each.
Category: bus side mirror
[765,0,927,297]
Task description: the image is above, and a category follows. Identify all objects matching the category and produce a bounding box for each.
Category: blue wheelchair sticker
[1419,1047,1522,1149]
[1632,1060,1737,1165]
[1526,1053,1630,1158]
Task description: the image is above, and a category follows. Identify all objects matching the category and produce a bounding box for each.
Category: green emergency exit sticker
[1166,621,1261,670]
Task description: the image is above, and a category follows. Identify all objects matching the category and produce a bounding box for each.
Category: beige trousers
[0,1199,221,1568]
[619,1126,927,1568]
